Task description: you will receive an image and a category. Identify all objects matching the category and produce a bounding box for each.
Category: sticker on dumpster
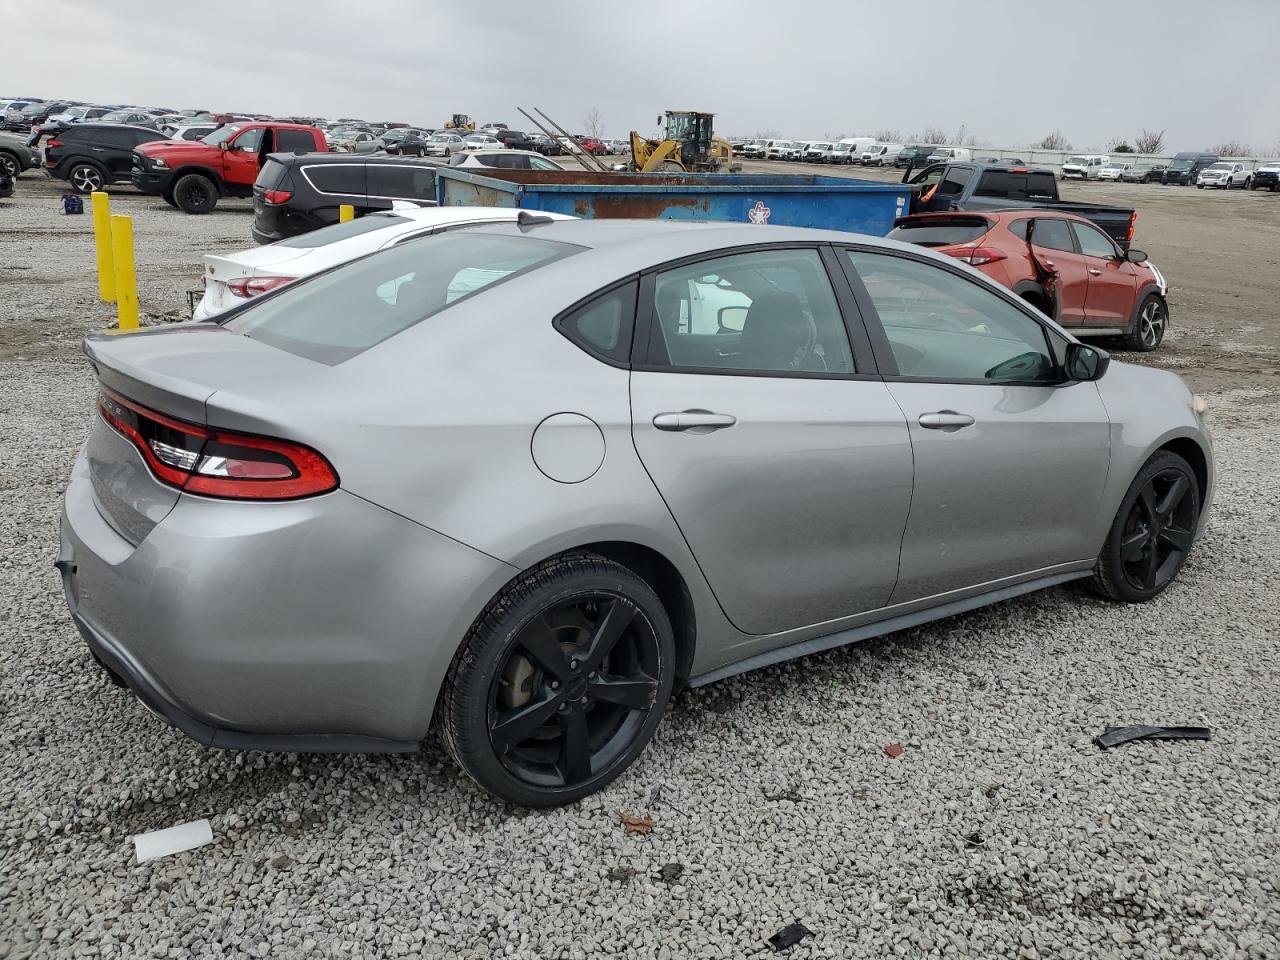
[747,200,771,225]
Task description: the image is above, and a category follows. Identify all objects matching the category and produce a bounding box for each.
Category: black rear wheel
[1092,451,1200,603]
[68,162,105,194]
[441,554,674,807]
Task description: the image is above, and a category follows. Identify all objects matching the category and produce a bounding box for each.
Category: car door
[916,164,973,213]
[221,126,264,182]
[1009,217,1090,326]
[839,247,1110,602]
[630,246,915,637]
[1071,220,1138,327]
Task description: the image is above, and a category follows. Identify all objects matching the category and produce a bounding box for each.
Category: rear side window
[223,233,579,364]
[277,129,316,152]
[304,164,365,196]
[1007,218,1075,253]
[275,213,408,249]
[975,171,1056,200]
[555,280,637,365]
[887,217,991,247]
[367,164,435,200]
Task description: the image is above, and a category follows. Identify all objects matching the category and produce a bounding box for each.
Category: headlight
[1192,394,1207,415]
[152,158,167,168]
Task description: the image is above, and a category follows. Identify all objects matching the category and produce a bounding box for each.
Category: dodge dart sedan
[59,220,1213,807]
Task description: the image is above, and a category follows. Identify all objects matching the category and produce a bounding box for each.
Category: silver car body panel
[61,220,1215,746]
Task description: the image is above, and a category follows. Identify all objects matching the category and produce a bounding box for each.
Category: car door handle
[91,146,104,151]
[1042,259,1055,269]
[918,411,975,430]
[652,411,737,432]
[1088,268,1103,276]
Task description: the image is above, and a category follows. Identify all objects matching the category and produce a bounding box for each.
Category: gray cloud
[8,0,1279,152]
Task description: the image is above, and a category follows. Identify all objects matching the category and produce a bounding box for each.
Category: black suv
[44,123,165,193]
[252,152,439,243]
[493,129,537,151]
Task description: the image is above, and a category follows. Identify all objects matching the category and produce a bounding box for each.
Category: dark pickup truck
[903,162,1138,250]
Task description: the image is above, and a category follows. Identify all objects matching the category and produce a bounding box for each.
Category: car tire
[0,151,19,178]
[67,162,106,194]
[439,553,676,808]
[161,189,177,208]
[1090,450,1199,603]
[173,173,218,214]
[1244,177,1252,190]
[1124,293,1168,352]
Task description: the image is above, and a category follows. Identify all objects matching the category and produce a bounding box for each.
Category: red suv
[575,136,608,156]
[888,210,1170,351]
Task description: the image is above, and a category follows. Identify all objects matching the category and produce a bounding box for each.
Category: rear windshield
[256,157,291,191]
[275,213,409,249]
[222,232,578,364]
[887,217,991,247]
[974,170,1056,200]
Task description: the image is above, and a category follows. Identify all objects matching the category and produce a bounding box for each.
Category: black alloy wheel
[1092,451,1199,602]
[441,554,675,807]
[488,593,661,789]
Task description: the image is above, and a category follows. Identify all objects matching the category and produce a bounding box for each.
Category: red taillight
[97,387,337,500]
[47,138,62,148]
[1126,212,1137,245]
[227,275,295,299]
[263,189,292,205]
[941,245,1008,266]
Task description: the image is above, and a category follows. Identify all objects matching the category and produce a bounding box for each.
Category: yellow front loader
[630,111,736,173]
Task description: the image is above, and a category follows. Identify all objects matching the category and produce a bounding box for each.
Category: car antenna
[517,210,555,229]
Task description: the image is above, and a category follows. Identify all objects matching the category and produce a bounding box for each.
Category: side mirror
[1126,248,1148,264]
[1066,342,1109,382]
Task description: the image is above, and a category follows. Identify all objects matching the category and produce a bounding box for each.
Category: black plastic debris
[768,922,813,952]
[1094,725,1211,749]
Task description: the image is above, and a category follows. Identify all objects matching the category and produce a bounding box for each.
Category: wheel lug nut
[558,703,569,713]
[570,660,580,672]
[588,671,597,681]
[579,695,588,704]
[550,680,559,690]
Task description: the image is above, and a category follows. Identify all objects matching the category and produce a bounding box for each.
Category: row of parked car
[1069,153,1280,190]
[735,137,937,166]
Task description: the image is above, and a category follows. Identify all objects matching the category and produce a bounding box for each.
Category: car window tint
[530,156,559,171]
[304,164,365,195]
[937,167,972,196]
[1070,221,1117,259]
[648,249,854,376]
[276,129,315,152]
[1031,218,1075,252]
[223,233,578,364]
[887,217,991,247]
[367,164,435,199]
[845,250,1058,384]
[556,281,637,363]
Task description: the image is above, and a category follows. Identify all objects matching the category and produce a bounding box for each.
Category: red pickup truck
[131,121,326,213]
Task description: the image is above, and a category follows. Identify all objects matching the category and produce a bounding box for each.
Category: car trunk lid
[82,325,332,544]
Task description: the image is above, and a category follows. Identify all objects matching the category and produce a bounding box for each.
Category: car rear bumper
[59,449,517,748]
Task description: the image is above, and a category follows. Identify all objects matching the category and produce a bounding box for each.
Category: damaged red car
[888,210,1170,351]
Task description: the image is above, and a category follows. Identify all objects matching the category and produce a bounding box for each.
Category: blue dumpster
[435,169,911,237]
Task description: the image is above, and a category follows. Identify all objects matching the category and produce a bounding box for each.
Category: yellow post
[91,192,116,302]
[339,204,355,223]
[110,215,139,331]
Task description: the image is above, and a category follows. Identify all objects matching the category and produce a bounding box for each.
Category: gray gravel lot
[1,172,1278,958]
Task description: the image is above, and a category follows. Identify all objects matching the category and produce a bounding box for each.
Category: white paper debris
[133,818,214,863]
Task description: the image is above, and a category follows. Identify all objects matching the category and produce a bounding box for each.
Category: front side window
[223,233,578,364]
[201,124,241,146]
[1070,221,1117,259]
[937,167,972,196]
[231,128,263,152]
[845,250,1058,384]
[648,249,854,376]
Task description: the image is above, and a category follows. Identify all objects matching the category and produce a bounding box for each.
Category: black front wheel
[440,554,675,807]
[1091,450,1200,603]
[1124,294,1167,352]
[173,173,218,214]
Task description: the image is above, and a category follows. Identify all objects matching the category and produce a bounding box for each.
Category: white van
[831,137,876,165]
[860,143,904,166]
[925,146,972,163]
[1062,155,1110,180]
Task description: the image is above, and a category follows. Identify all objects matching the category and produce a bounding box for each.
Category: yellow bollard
[339,204,355,223]
[91,192,116,303]
[110,214,139,331]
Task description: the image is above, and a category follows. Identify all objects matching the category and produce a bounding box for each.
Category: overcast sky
[8,0,1279,152]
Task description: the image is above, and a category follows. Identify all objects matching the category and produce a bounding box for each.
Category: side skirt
[687,570,1090,687]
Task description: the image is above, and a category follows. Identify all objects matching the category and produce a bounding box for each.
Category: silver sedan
[59,220,1214,807]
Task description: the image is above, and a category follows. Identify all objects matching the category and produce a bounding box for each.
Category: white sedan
[425,132,466,157]
[192,206,575,320]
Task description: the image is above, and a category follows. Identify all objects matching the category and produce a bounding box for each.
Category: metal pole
[518,107,595,172]
[534,107,612,173]
[91,192,115,302]
[110,214,139,331]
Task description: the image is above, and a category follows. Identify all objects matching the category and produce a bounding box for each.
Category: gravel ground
[1,171,1278,958]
